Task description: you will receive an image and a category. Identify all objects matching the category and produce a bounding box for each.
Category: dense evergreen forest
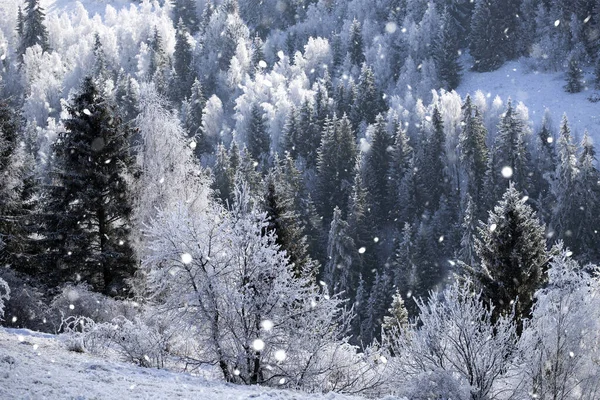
[2,0,600,398]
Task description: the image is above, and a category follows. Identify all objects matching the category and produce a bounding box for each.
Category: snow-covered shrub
[49,283,138,332]
[0,267,49,331]
[401,369,471,400]
[517,248,600,399]
[60,315,97,353]
[388,281,517,400]
[0,277,9,321]
[90,316,172,368]
[61,312,173,369]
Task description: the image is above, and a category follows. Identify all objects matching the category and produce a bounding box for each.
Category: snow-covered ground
[457,60,600,140]
[0,328,367,400]
[43,0,134,17]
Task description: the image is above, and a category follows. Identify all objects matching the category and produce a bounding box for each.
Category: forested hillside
[1,0,600,398]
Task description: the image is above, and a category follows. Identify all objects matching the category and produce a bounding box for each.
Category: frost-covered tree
[519,249,600,399]
[419,106,450,212]
[0,276,8,321]
[147,27,168,94]
[323,206,356,298]
[134,84,209,235]
[469,184,549,330]
[40,78,136,295]
[388,120,412,223]
[389,281,517,400]
[143,187,355,389]
[381,290,409,341]
[295,100,321,167]
[182,79,207,154]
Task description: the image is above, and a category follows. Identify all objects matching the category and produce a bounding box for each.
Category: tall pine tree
[469,183,549,332]
[19,0,50,56]
[40,78,136,295]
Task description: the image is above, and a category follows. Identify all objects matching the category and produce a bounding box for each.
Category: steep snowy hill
[0,328,370,400]
[457,60,600,140]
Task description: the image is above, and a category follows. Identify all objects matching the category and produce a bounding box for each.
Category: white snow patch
[458,60,600,141]
[0,328,363,400]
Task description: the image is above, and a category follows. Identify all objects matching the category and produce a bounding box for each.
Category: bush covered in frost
[61,311,175,369]
[49,283,138,332]
[0,267,49,330]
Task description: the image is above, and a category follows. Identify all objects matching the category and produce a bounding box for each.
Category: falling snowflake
[274,350,286,362]
[260,320,274,331]
[252,339,265,351]
[358,247,366,254]
[181,253,193,264]
[385,22,397,34]
[501,166,513,179]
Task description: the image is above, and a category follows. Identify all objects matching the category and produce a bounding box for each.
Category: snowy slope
[457,60,600,140]
[0,328,369,400]
[42,0,134,18]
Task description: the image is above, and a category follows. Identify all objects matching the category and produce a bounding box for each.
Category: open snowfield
[0,328,368,400]
[457,60,600,140]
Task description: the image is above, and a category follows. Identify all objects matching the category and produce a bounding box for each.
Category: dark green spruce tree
[434,8,462,90]
[316,114,357,222]
[352,64,385,126]
[172,0,199,33]
[469,0,504,71]
[565,56,584,93]
[0,102,36,273]
[19,0,50,56]
[468,183,549,333]
[40,78,136,295]
[486,99,531,202]
[573,131,600,263]
[459,95,489,219]
[551,115,579,245]
[363,114,392,225]
[348,18,365,66]
[246,102,270,165]
[172,19,195,102]
[263,162,318,279]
